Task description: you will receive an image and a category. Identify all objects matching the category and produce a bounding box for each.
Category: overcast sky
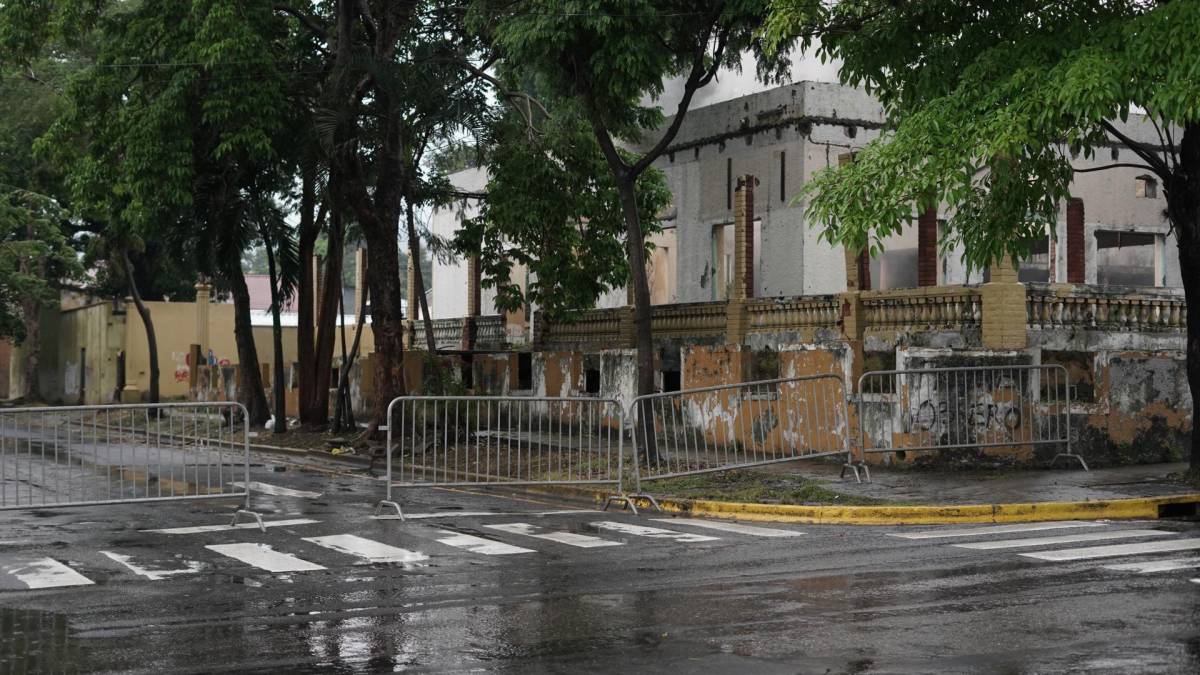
[647,46,842,111]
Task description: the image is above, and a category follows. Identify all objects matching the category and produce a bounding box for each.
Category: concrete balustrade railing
[861,286,983,333]
[1026,283,1186,332]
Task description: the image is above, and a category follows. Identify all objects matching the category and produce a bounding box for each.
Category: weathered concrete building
[424,81,1190,467]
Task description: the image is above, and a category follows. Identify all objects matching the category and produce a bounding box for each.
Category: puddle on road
[0,606,86,673]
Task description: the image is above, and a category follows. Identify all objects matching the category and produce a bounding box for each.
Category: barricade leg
[375,499,405,520]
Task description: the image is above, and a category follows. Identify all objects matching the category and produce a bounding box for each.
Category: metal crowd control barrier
[857,364,1085,469]
[0,402,264,528]
[628,374,866,499]
[376,396,639,519]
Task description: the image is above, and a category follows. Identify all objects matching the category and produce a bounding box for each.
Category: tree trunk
[361,216,406,432]
[1168,122,1200,475]
[307,211,344,426]
[224,259,270,426]
[297,167,321,426]
[615,176,659,464]
[18,221,41,401]
[261,227,286,434]
[406,199,437,354]
[332,280,368,433]
[122,250,159,404]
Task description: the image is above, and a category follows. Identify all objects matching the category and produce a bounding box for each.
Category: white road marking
[954,529,1172,550]
[1191,579,1200,584]
[231,481,322,499]
[146,518,320,534]
[206,543,326,572]
[590,521,719,543]
[100,551,205,581]
[484,523,622,548]
[371,510,599,520]
[652,518,802,538]
[890,521,1107,540]
[1021,538,1200,562]
[303,535,428,564]
[435,531,535,555]
[1103,558,1200,574]
[1,557,94,589]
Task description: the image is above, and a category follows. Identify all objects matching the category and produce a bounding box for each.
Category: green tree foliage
[455,98,670,319]
[481,0,794,403]
[0,189,80,342]
[7,0,314,422]
[766,0,1200,470]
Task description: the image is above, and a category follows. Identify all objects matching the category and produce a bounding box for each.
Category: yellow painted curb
[563,488,1200,526]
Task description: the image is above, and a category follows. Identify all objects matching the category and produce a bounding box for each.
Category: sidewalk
[763,460,1197,505]
[586,461,1200,525]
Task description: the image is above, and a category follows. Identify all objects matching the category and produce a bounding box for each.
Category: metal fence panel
[377,396,631,518]
[857,364,1085,469]
[0,403,262,524]
[628,374,862,490]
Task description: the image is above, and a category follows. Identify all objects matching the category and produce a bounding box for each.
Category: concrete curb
[526,486,1200,525]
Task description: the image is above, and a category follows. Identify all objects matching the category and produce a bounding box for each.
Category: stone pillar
[462,255,481,350]
[917,206,938,287]
[725,175,756,343]
[194,282,211,351]
[353,246,367,316]
[403,254,417,349]
[1066,197,1085,284]
[981,253,1028,349]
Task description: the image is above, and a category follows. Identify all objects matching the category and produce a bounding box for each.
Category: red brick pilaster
[917,206,938,287]
[1066,198,1084,284]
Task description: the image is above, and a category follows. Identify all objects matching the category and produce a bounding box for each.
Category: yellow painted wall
[122,300,375,400]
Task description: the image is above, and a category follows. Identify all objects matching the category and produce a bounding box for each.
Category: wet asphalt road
[1,455,1198,674]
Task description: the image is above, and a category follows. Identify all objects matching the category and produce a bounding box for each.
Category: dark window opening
[726,157,733,210]
[1096,231,1157,287]
[662,369,681,393]
[779,151,786,203]
[747,348,781,383]
[517,352,532,390]
[584,368,601,394]
[1018,236,1051,283]
[460,363,474,389]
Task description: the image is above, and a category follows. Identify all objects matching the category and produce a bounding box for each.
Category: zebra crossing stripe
[146,518,320,534]
[953,529,1171,550]
[1020,538,1200,562]
[1103,558,1200,574]
[891,521,1106,540]
[303,534,428,564]
[651,519,802,538]
[206,543,326,572]
[484,523,622,548]
[1,557,94,590]
[590,521,719,543]
[100,551,204,580]
[435,531,535,555]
